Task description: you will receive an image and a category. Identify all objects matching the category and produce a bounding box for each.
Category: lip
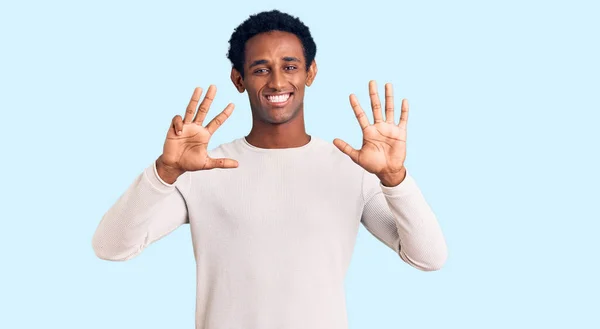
[263,92,294,108]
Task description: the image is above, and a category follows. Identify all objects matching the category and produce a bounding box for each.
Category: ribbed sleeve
[92,162,190,261]
[361,169,448,271]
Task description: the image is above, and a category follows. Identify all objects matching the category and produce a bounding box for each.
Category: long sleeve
[360,168,448,271]
[92,161,191,261]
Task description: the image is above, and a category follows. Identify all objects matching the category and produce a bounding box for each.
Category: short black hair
[227,10,317,78]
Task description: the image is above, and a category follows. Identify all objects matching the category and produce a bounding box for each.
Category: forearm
[380,175,447,271]
[92,161,187,261]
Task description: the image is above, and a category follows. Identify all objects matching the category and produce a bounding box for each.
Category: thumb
[204,157,239,170]
[333,138,360,164]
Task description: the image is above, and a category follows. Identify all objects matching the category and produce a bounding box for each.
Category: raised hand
[333,80,409,187]
[157,86,238,183]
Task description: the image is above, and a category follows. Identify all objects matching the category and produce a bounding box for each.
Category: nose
[267,69,285,91]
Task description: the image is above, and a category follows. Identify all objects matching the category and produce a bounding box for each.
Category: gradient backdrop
[1,0,598,328]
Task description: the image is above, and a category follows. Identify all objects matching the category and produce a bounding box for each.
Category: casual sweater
[92,136,448,329]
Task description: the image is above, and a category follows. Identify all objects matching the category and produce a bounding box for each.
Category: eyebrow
[249,57,302,68]
[249,59,268,68]
[282,56,301,63]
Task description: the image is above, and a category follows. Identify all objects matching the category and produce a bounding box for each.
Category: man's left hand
[334,80,409,187]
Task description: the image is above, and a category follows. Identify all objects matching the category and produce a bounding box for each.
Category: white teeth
[267,93,290,103]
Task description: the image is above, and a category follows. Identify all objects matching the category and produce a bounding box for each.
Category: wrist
[156,156,185,184]
[378,167,407,187]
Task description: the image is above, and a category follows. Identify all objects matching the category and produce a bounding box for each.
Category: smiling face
[231,30,317,125]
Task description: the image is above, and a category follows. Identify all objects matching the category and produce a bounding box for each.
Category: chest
[187,166,364,246]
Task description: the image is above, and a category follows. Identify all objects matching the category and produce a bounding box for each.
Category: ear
[306,59,318,87]
[230,68,245,93]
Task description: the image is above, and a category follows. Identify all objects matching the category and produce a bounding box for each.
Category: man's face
[232,30,316,125]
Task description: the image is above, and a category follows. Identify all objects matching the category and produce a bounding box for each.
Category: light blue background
[1,0,598,328]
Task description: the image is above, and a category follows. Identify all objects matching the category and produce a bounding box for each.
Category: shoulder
[309,136,376,204]
[206,137,245,158]
[310,136,352,163]
[310,135,365,176]
[310,137,384,201]
[183,137,243,183]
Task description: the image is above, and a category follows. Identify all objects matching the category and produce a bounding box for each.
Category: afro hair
[227,10,317,78]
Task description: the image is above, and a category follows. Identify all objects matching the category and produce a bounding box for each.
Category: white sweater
[92,136,448,329]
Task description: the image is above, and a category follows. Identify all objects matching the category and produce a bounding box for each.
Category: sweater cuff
[379,169,420,197]
[141,161,177,192]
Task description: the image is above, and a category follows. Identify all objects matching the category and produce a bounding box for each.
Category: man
[92,9,447,329]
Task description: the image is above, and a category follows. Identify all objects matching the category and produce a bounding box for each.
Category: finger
[349,94,370,130]
[369,80,383,123]
[194,85,217,125]
[172,115,183,135]
[184,87,203,123]
[384,83,394,123]
[333,138,360,164]
[206,103,235,135]
[205,157,239,169]
[398,98,409,129]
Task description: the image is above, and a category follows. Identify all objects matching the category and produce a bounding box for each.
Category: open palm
[161,85,237,172]
[334,80,408,177]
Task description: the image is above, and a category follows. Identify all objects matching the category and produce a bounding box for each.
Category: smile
[264,93,293,107]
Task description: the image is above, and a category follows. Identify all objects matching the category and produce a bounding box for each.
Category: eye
[285,65,297,71]
[254,68,269,74]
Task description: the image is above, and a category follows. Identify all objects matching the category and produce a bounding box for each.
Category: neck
[246,111,310,149]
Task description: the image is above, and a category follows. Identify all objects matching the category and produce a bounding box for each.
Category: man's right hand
[156,85,238,184]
